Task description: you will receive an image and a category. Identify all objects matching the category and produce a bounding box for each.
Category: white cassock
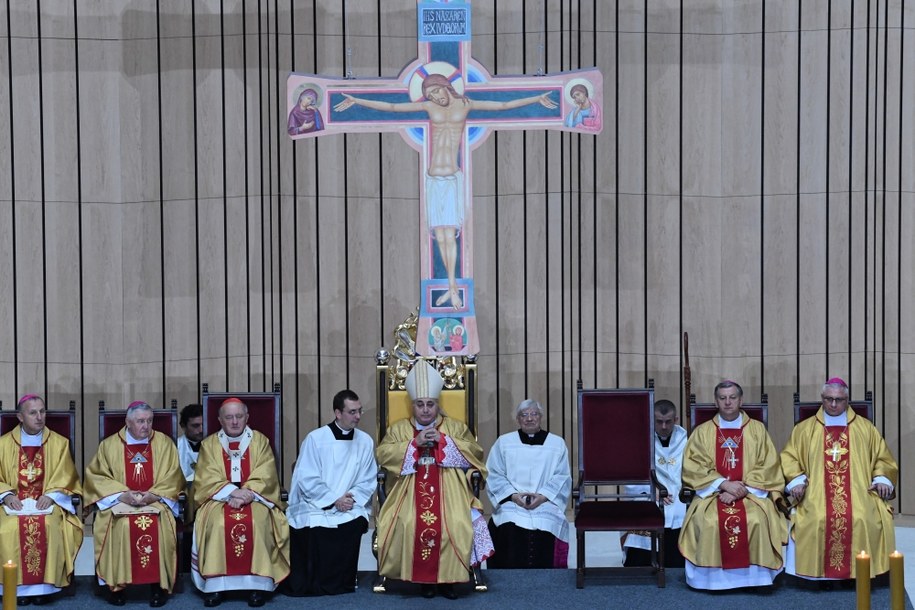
[177,435,199,482]
[622,425,688,553]
[286,424,376,529]
[486,430,572,543]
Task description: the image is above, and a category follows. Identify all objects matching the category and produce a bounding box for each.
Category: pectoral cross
[288,0,602,356]
[725,451,738,470]
[827,442,848,462]
[22,463,37,482]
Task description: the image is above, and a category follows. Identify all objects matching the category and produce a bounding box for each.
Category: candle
[856,550,870,610]
[890,550,905,610]
[2,560,15,610]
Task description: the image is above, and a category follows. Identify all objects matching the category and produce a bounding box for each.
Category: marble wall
[1,0,913,512]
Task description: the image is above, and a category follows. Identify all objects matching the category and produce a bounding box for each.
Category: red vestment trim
[18,446,47,584]
[124,441,155,492]
[822,425,852,578]
[222,441,254,575]
[411,431,444,583]
[128,513,161,585]
[715,426,750,569]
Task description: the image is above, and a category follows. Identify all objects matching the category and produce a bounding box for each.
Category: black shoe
[818,581,835,591]
[31,596,50,606]
[17,598,32,607]
[438,584,458,600]
[247,591,265,608]
[108,590,126,607]
[420,584,436,599]
[149,585,167,608]
[203,592,222,608]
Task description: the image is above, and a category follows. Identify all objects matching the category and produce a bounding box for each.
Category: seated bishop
[284,389,376,596]
[678,380,787,590]
[84,400,185,607]
[0,394,83,606]
[191,397,290,608]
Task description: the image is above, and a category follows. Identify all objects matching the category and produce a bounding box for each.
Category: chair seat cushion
[575,500,664,531]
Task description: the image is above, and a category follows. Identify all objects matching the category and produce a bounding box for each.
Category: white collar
[719,414,743,429]
[824,411,848,426]
[125,430,150,444]
[20,428,43,447]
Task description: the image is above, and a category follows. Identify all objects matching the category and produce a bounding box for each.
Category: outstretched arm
[333,93,426,113]
[471,91,558,111]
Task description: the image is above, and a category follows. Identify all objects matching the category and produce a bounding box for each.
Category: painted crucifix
[287,0,602,356]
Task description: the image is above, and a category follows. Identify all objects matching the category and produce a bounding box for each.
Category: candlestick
[2,560,16,610]
[890,550,904,610]
[856,550,870,610]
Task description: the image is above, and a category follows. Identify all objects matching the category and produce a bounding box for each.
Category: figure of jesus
[333,73,557,308]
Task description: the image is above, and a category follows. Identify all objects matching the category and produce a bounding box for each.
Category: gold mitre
[405,360,444,401]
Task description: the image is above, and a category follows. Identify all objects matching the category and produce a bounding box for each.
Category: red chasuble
[124,441,160,585]
[18,446,47,584]
[822,425,853,578]
[715,426,750,569]
[411,430,446,583]
[222,441,254,575]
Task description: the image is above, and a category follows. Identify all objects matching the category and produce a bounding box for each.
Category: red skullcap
[17,394,42,407]
[220,397,245,407]
[826,377,848,388]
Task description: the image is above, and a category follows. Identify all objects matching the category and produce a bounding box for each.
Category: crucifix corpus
[287,0,602,356]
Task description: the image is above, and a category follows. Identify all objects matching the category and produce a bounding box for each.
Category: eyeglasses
[519,411,542,419]
[821,396,848,404]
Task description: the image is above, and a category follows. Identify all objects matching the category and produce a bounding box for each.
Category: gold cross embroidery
[20,463,39,482]
[826,442,848,462]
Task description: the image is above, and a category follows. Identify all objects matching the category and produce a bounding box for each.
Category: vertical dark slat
[642,0,648,387]
[258,0,267,391]
[266,0,275,386]
[847,0,855,388]
[825,0,832,375]
[522,3,528,397]
[614,0,620,387]
[221,0,229,387]
[760,0,766,392]
[795,0,802,393]
[274,0,283,398]
[543,0,552,427]
[73,0,85,467]
[340,0,349,388]
[313,0,321,428]
[864,0,871,391]
[880,0,887,436]
[37,0,48,397]
[376,0,384,347]
[574,0,582,393]
[156,0,166,407]
[559,0,566,433]
[895,0,904,513]
[5,0,17,399]
[289,0,299,441]
[592,0,598,387]
[243,0,251,391]
[678,0,683,415]
[192,0,201,395]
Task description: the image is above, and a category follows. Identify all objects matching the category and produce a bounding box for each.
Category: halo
[291,83,324,107]
[564,77,593,105]
[408,61,464,102]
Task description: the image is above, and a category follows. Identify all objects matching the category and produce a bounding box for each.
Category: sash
[411,431,444,583]
[128,511,161,584]
[823,424,852,578]
[222,440,255,575]
[18,446,47,585]
[124,439,155,492]
[715,426,750,569]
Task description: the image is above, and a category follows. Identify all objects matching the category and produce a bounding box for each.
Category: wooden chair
[687,393,769,432]
[200,384,283,474]
[574,380,666,588]
[793,390,874,424]
[373,312,484,593]
[0,400,77,460]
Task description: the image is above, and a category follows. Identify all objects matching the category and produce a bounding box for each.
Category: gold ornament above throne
[375,310,479,442]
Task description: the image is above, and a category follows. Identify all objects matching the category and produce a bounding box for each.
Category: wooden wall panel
[1,0,914,511]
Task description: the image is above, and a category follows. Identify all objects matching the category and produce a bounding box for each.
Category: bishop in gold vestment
[84,402,185,605]
[780,378,897,579]
[0,395,83,603]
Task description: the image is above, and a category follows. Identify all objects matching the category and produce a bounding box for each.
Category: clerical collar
[518,429,548,446]
[824,412,848,426]
[187,438,202,452]
[328,421,354,441]
[718,414,742,429]
[657,434,671,448]
[125,430,151,444]
[20,428,43,447]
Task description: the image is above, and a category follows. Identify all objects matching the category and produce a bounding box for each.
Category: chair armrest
[679,487,696,505]
[177,491,187,522]
[471,470,482,498]
[71,494,81,508]
[376,467,387,506]
[650,469,669,502]
[572,470,584,507]
[280,488,288,503]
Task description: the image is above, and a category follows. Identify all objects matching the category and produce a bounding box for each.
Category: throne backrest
[0,402,77,459]
[98,402,179,440]
[201,385,282,467]
[689,398,769,431]
[794,391,874,424]
[578,387,655,485]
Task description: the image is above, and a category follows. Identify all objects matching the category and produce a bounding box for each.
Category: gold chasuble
[375,415,487,584]
[678,412,786,571]
[84,429,185,592]
[781,407,897,578]
[0,426,83,589]
[192,430,290,586]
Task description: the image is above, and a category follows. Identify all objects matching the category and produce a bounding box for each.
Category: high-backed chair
[688,393,769,432]
[373,312,484,593]
[98,401,179,440]
[574,380,666,588]
[200,383,283,473]
[0,400,77,460]
[793,390,874,424]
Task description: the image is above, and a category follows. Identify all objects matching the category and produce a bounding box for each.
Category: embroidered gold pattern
[824,428,850,571]
[722,508,743,549]
[417,482,438,561]
[134,515,154,531]
[230,523,249,557]
[228,511,248,522]
[420,510,437,526]
[135,534,154,568]
[23,516,42,576]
